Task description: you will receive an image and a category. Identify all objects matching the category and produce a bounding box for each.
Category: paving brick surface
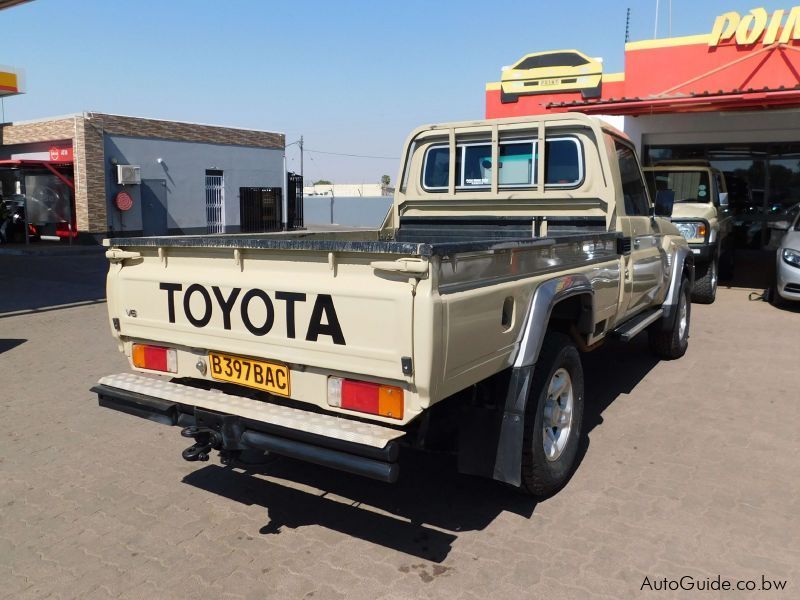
[1,254,798,599]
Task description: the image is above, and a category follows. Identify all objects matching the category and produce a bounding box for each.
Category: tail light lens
[327,377,404,419]
[132,344,177,373]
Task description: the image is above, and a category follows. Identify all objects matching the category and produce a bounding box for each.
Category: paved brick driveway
[1,253,798,599]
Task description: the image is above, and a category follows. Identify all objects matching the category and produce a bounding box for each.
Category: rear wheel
[692,258,717,304]
[649,275,691,360]
[521,332,584,497]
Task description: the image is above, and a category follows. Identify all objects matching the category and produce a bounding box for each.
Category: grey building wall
[104,135,284,234]
[303,196,393,228]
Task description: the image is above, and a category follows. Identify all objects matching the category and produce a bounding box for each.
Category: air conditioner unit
[116,164,141,185]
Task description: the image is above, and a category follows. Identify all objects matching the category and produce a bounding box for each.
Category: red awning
[0,159,73,166]
[548,87,800,116]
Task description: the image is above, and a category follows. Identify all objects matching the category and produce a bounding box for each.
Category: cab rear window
[422,137,582,191]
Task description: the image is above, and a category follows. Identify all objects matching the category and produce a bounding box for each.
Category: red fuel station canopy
[486,6,800,118]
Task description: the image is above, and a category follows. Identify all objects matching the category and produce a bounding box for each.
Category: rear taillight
[132,344,177,373]
[327,377,404,420]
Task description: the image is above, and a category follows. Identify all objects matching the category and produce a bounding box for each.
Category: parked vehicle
[0,195,39,244]
[500,50,602,103]
[643,161,733,303]
[747,202,800,250]
[772,207,800,304]
[92,114,693,498]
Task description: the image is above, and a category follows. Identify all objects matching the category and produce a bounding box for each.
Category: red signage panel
[48,146,74,162]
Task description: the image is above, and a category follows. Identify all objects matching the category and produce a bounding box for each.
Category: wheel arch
[480,274,593,487]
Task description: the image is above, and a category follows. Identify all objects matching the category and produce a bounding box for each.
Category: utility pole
[299,135,304,180]
[625,8,631,42]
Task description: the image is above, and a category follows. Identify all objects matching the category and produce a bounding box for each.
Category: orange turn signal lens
[698,224,707,238]
[378,385,404,419]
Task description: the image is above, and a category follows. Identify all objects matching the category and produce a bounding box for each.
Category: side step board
[612,307,663,342]
[93,373,405,482]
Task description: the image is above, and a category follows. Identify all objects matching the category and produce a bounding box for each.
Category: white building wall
[623,108,800,155]
[304,183,390,197]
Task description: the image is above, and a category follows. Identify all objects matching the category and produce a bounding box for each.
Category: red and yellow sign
[0,67,21,96]
[486,5,800,119]
[710,7,800,47]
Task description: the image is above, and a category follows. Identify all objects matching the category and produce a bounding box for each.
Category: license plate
[208,351,290,396]
[539,78,560,86]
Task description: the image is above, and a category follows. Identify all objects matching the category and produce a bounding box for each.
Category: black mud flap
[456,365,534,487]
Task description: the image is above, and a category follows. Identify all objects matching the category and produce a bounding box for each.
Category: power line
[304,148,399,160]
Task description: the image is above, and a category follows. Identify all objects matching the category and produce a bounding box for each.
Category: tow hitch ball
[180,426,222,462]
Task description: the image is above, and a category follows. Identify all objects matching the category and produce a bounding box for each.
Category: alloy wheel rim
[542,368,574,462]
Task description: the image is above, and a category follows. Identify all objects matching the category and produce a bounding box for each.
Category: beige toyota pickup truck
[93,114,694,497]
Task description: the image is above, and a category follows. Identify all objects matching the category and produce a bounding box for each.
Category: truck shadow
[182,335,659,562]
[183,449,533,562]
[580,335,660,436]
[0,338,26,354]
[0,253,107,316]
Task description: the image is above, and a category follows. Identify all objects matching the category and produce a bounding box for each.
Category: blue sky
[0,0,788,183]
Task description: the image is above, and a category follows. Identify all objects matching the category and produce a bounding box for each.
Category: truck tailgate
[107,247,417,381]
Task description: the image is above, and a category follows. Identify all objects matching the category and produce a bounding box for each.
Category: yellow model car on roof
[500,49,602,103]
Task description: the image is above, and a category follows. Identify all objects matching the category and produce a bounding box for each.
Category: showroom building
[0,112,286,242]
[486,5,800,244]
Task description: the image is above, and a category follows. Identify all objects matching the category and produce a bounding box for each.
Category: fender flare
[661,243,694,327]
[491,273,594,486]
[513,273,594,368]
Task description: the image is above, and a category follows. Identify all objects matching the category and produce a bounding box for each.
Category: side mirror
[719,192,729,208]
[654,189,675,217]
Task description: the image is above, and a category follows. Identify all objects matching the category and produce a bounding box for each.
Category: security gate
[287,172,304,229]
[205,170,225,233]
[239,187,282,232]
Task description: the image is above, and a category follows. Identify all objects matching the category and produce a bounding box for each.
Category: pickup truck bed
[104,219,614,256]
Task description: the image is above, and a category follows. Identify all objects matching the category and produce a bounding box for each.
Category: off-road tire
[649,276,691,360]
[520,332,584,497]
[692,258,717,304]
